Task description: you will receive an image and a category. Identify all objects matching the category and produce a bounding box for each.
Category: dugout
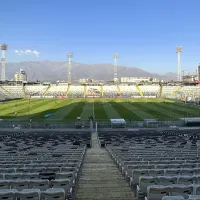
[111,119,126,128]
[144,119,158,128]
[180,117,200,127]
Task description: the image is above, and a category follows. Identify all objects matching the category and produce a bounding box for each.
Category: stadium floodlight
[176,46,182,82]
[113,53,118,83]
[1,43,7,81]
[67,53,73,84]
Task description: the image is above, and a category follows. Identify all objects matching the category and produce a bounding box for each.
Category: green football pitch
[0,98,199,122]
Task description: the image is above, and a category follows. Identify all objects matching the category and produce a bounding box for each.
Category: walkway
[76,132,135,200]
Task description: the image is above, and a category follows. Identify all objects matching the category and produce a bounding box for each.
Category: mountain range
[5,61,176,82]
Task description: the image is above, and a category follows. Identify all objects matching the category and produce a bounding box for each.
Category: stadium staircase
[22,85,26,97]
[172,86,183,96]
[159,85,163,97]
[43,85,51,96]
[76,132,135,200]
[136,85,143,97]
[66,85,71,96]
[84,85,87,98]
[0,86,12,96]
[101,85,104,97]
[117,85,121,96]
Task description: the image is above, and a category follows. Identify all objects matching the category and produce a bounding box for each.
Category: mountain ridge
[4,61,176,82]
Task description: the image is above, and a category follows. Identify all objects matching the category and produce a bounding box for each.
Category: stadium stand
[99,130,200,200]
[45,85,69,97]
[161,86,182,98]
[85,86,101,97]
[24,85,48,97]
[0,131,90,200]
[119,85,140,97]
[0,86,13,101]
[2,86,25,98]
[67,86,84,98]
[139,85,160,97]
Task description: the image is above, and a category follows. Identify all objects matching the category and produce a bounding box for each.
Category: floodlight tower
[113,53,118,83]
[176,46,182,82]
[67,53,73,84]
[1,44,7,81]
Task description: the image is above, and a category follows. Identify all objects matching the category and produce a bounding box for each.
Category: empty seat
[171,185,193,199]
[130,169,149,186]
[29,179,49,191]
[180,168,194,176]
[22,173,39,180]
[177,176,194,185]
[137,176,157,199]
[165,169,180,176]
[149,169,164,176]
[158,176,177,186]
[40,188,65,200]
[146,185,170,200]
[0,180,10,189]
[0,189,16,200]
[162,196,185,200]
[10,180,29,191]
[15,189,40,200]
[5,173,22,180]
[56,172,75,186]
[50,179,72,198]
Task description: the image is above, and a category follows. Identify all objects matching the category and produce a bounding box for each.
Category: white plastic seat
[56,172,75,186]
[130,169,149,186]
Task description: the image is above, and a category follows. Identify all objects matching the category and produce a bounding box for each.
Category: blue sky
[0,0,200,74]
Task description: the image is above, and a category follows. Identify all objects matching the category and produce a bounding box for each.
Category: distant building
[14,69,27,82]
[120,77,162,84]
[183,74,197,82]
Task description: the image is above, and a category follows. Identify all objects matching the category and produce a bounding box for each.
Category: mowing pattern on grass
[64,100,86,120]
[94,101,108,120]
[1,98,200,121]
[111,101,143,120]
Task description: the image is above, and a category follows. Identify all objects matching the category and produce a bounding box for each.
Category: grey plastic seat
[50,179,72,198]
[29,179,49,191]
[40,188,65,200]
[162,196,185,200]
[158,176,177,186]
[10,180,29,191]
[0,189,16,200]
[180,168,194,176]
[146,185,170,200]
[177,176,194,185]
[148,169,164,176]
[15,189,40,200]
[0,180,10,189]
[56,172,75,186]
[194,185,200,195]
[137,176,157,199]
[130,169,149,186]
[171,184,193,199]
[165,169,180,176]
[5,173,22,180]
[22,173,39,180]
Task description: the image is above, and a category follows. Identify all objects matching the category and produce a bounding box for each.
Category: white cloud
[15,49,40,57]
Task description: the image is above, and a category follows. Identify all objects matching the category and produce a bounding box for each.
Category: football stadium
[1,1,200,199]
